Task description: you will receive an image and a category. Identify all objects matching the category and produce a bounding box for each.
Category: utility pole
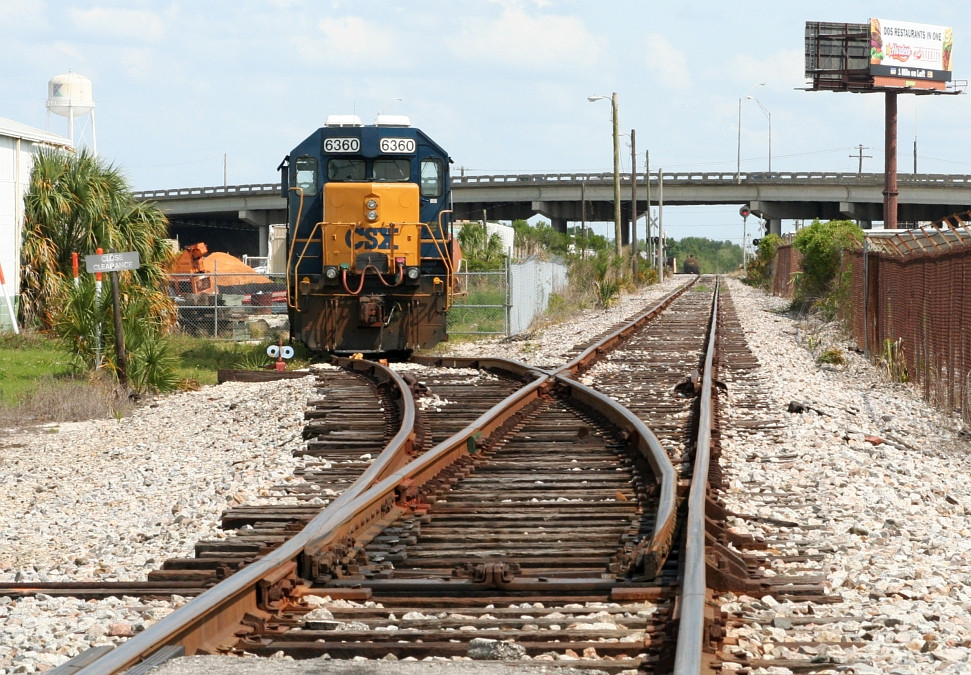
[657,169,664,282]
[630,129,637,281]
[850,145,872,175]
[611,93,621,256]
[580,182,586,260]
[645,150,651,271]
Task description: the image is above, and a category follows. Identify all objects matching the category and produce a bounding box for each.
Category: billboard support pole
[883,91,899,230]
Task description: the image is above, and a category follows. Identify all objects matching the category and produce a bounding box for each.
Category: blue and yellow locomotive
[281,115,459,353]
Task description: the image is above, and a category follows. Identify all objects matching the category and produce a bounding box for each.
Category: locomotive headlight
[324,266,339,281]
[366,209,378,222]
[366,198,378,209]
[405,266,421,284]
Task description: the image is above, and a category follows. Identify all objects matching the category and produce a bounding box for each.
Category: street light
[380,97,403,115]
[750,97,771,173]
[588,92,622,257]
[736,82,765,182]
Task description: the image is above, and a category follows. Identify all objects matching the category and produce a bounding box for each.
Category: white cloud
[68,7,166,42]
[731,49,805,93]
[643,33,690,90]
[446,6,600,72]
[291,16,400,69]
[0,0,48,32]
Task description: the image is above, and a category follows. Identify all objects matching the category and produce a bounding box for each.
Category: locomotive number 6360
[379,138,416,153]
[323,138,361,153]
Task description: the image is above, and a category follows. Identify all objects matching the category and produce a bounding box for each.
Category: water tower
[46,72,96,155]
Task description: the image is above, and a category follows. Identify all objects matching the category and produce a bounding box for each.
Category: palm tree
[20,147,177,391]
[458,221,506,270]
[21,147,174,326]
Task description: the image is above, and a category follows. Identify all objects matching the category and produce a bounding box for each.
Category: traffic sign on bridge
[84,251,141,274]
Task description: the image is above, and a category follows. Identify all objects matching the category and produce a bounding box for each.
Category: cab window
[420,158,443,197]
[327,158,366,181]
[294,156,318,195]
[373,158,411,181]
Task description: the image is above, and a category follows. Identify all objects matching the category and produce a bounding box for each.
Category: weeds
[0,373,134,428]
[878,337,909,383]
[817,346,846,366]
[594,279,622,309]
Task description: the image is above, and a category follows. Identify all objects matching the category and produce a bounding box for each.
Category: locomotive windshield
[294,156,318,195]
[327,158,366,181]
[420,158,443,197]
[373,158,411,181]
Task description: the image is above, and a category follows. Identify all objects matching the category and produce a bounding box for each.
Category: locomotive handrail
[419,212,456,311]
[288,217,324,313]
[285,186,307,311]
[438,209,456,311]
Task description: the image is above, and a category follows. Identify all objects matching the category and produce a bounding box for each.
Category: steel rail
[74,279,696,672]
[551,374,677,577]
[556,278,695,378]
[299,369,551,571]
[673,277,720,674]
[326,356,418,494]
[74,358,417,674]
[409,354,556,378]
[74,359,548,673]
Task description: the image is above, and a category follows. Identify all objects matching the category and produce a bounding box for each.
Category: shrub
[791,219,863,315]
[746,233,783,289]
[817,346,846,365]
[52,275,178,394]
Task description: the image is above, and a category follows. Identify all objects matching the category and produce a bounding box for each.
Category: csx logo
[345,227,399,250]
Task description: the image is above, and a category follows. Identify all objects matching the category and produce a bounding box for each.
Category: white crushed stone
[4,274,969,673]
[718,278,971,674]
[0,375,317,672]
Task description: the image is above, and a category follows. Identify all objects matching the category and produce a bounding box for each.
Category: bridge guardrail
[134,172,971,200]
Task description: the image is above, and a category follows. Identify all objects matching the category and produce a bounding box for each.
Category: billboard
[869,18,953,81]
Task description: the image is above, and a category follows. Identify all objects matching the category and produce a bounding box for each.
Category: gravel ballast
[2,277,970,673]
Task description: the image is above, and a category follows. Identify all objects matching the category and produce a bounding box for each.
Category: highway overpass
[134,171,971,259]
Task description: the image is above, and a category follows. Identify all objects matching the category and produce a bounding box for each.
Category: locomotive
[682,256,701,275]
[280,115,459,353]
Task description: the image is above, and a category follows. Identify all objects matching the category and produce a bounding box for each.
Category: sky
[3,0,969,247]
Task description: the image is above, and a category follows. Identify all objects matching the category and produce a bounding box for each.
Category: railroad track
[31,276,847,674]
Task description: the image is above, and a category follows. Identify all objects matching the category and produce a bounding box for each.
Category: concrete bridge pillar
[551,217,568,234]
[240,210,270,258]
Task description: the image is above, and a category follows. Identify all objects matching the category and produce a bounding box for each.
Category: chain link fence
[170,258,569,342]
[169,272,288,340]
[449,257,569,338]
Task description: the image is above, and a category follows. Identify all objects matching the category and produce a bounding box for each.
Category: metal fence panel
[778,238,971,425]
[509,257,569,335]
[169,273,288,340]
[174,259,570,342]
[448,267,508,336]
[449,257,568,338]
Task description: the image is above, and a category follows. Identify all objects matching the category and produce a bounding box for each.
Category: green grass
[0,331,315,425]
[0,332,75,407]
[448,286,507,335]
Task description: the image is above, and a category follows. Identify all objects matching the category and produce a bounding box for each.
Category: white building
[0,117,72,330]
